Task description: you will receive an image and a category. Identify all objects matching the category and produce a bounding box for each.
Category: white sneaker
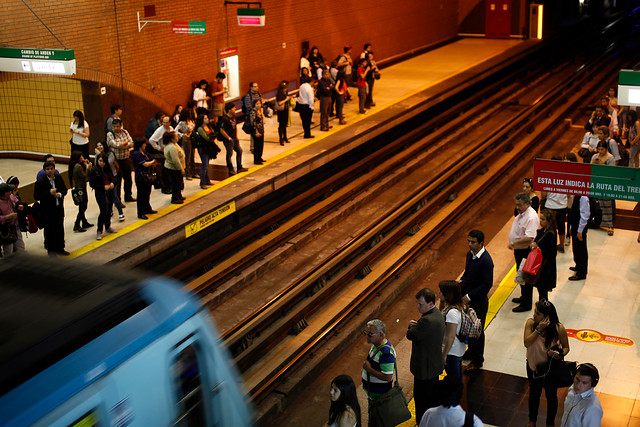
[119,214,125,222]
[96,231,102,240]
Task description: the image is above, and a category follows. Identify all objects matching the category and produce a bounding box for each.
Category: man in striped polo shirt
[362,319,396,426]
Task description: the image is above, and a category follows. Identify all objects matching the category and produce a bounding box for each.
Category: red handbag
[523,247,543,276]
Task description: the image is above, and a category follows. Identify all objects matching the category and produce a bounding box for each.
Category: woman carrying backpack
[438,280,465,380]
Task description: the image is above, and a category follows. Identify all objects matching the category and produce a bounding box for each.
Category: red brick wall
[1,0,459,136]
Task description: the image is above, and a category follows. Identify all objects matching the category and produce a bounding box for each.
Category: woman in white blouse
[296,74,315,139]
[70,110,90,159]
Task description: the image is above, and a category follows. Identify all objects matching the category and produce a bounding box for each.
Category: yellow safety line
[402,263,518,425]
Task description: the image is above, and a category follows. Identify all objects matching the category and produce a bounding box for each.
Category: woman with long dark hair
[175,109,195,179]
[89,153,117,240]
[194,114,215,189]
[530,209,558,302]
[95,141,125,221]
[324,375,361,427]
[68,150,93,232]
[171,104,183,127]
[591,140,615,235]
[275,80,291,145]
[249,98,265,164]
[70,110,90,159]
[334,69,348,125]
[132,137,157,219]
[523,299,569,427]
[438,280,465,380]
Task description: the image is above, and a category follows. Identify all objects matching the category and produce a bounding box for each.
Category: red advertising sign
[566,328,634,347]
[219,47,238,57]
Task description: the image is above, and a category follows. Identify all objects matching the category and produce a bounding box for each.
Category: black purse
[0,222,18,243]
[141,168,157,186]
[71,187,87,206]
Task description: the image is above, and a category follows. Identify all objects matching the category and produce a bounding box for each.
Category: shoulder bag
[0,222,18,243]
[367,346,411,427]
[71,187,87,206]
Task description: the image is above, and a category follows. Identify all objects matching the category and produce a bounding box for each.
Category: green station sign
[0,47,76,75]
[0,47,75,61]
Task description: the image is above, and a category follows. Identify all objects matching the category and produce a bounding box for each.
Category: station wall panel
[0,0,459,142]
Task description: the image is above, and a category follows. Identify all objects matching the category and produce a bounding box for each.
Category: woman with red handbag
[529,209,558,302]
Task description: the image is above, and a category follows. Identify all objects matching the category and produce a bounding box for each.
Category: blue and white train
[0,255,254,426]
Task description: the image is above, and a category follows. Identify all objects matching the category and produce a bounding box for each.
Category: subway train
[0,255,254,427]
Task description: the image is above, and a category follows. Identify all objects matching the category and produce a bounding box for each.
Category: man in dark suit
[407,288,445,424]
[34,161,69,256]
[460,229,494,372]
[568,195,591,280]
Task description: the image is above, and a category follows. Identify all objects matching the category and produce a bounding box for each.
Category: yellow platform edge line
[404,264,517,425]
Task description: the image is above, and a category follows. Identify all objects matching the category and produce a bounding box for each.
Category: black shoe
[254,161,264,165]
[81,222,94,228]
[512,305,531,313]
[171,200,184,204]
[280,141,285,146]
[568,275,586,281]
[569,266,577,271]
[161,189,172,195]
[304,135,315,139]
[237,168,248,173]
[58,250,71,256]
[148,210,158,214]
[512,297,522,303]
[138,215,149,220]
[125,197,137,202]
[73,226,86,233]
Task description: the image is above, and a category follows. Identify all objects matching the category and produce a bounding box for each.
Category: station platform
[2,37,533,262]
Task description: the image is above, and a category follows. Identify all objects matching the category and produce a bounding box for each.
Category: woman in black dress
[530,209,557,302]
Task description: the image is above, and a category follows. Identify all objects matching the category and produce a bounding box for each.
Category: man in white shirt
[148,115,173,194]
[419,375,484,427]
[509,193,539,312]
[561,363,603,427]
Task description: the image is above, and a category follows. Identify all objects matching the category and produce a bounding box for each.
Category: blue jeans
[445,354,463,380]
[95,191,113,232]
[197,147,211,186]
[224,137,243,173]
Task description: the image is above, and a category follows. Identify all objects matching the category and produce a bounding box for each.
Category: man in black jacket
[33,161,69,256]
[407,288,445,423]
[460,229,494,372]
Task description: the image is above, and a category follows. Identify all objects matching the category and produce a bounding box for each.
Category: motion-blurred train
[0,255,254,426]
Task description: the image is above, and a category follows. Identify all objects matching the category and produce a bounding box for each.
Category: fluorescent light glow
[537,5,543,39]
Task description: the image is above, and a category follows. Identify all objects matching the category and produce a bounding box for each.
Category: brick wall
[0,0,459,138]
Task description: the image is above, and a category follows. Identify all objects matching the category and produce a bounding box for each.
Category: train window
[172,344,206,426]
[67,409,100,427]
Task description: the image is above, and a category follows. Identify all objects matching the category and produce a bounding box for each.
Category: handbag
[523,247,543,276]
[293,101,302,113]
[141,168,157,186]
[534,349,577,388]
[71,187,87,206]
[367,347,411,427]
[0,222,18,243]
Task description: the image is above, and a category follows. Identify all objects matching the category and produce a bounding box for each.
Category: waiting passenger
[218,103,246,176]
[163,131,185,204]
[90,153,117,240]
[596,125,620,165]
[529,209,558,302]
[419,375,484,427]
[35,154,59,181]
[337,45,354,88]
[170,104,183,127]
[509,193,539,312]
[68,150,93,233]
[95,141,125,222]
[106,118,135,203]
[360,43,372,60]
[297,74,315,139]
[300,46,310,77]
[174,110,196,180]
[514,178,539,215]
[318,69,334,132]
[364,52,379,109]
[540,156,569,250]
[438,280,465,379]
[275,81,292,145]
[587,105,611,131]
[145,111,163,140]
[194,114,216,189]
[324,374,361,427]
[578,123,600,163]
[211,72,227,126]
[627,109,639,168]
[149,115,174,194]
[69,110,90,159]
[523,299,569,427]
[590,140,615,235]
[361,319,396,427]
[334,70,348,125]
[561,363,603,426]
[0,181,25,256]
[242,82,262,154]
[356,58,370,115]
[308,46,325,78]
[248,99,265,165]
[193,79,210,112]
[601,96,618,135]
[34,161,68,255]
[132,138,157,220]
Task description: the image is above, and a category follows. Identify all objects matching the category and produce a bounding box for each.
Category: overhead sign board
[237,8,265,26]
[533,159,640,202]
[0,47,76,75]
[618,69,640,106]
[171,21,206,34]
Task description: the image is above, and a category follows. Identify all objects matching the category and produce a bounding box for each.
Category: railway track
[163,11,636,423]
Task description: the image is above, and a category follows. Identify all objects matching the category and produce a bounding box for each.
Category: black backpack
[587,197,603,228]
[612,136,629,166]
[190,129,202,148]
